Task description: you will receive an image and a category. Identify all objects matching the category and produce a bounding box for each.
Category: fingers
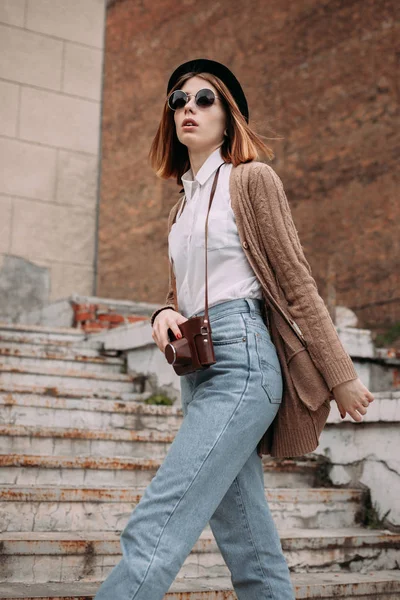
[151,313,185,353]
[151,323,167,352]
[336,384,375,423]
[151,328,162,352]
[334,400,346,419]
[355,404,368,416]
[348,408,363,422]
[348,398,370,421]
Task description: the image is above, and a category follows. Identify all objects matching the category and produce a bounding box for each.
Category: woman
[94,58,374,600]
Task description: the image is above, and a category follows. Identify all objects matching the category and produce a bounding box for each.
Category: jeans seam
[234,476,275,599]
[208,309,262,324]
[128,339,252,600]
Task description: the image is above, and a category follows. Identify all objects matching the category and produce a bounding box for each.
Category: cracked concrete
[314,425,400,528]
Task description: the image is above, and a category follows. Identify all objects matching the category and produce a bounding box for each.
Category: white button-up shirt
[168,146,263,318]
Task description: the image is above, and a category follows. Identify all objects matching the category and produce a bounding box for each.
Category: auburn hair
[148,71,276,187]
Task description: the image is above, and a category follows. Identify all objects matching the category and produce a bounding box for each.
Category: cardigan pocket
[254,331,283,404]
[287,346,331,411]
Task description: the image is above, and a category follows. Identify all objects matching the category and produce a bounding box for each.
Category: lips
[182,118,198,127]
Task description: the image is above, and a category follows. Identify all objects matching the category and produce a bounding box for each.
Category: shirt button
[242,241,248,249]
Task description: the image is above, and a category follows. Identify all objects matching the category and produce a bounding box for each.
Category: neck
[188,144,222,178]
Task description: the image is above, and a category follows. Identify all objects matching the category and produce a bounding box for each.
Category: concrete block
[0,24,63,91]
[0,196,12,253]
[329,464,352,486]
[314,422,400,527]
[20,87,100,154]
[0,0,25,26]
[127,344,181,399]
[11,198,96,265]
[337,326,375,358]
[17,298,75,327]
[56,150,98,211]
[63,42,103,101]
[336,305,358,328]
[0,80,18,136]
[360,459,400,526]
[0,255,50,323]
[0,138,56,201]
[26,0,106,48]
[327,392,400,424]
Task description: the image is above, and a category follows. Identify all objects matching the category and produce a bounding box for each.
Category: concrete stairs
[0,322,399,599]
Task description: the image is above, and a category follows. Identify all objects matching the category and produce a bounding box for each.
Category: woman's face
[173,76,227,152]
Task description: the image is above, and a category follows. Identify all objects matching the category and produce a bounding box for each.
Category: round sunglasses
[167,88,221,111]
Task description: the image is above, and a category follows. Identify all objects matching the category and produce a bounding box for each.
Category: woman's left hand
[332,377,374,422]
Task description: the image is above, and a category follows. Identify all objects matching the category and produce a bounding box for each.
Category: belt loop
[245,298,256,320]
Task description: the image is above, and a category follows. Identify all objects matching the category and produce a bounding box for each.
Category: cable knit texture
[150,160,358,457]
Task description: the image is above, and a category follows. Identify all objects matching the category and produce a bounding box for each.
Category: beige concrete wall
[0,0,105,320]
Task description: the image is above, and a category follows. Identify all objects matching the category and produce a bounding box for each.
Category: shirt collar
[181,146,225,201]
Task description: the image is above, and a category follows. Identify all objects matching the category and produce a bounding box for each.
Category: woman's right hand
[152,309,189,353]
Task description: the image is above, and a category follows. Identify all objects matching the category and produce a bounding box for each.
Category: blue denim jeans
[94,297,295,600]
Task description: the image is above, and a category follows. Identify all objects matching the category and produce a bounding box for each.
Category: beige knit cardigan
[150,161,358,457]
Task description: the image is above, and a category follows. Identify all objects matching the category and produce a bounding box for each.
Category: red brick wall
[98,0,399,338]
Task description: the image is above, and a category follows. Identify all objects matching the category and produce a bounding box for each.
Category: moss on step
[144,393,174,406]
[363,491,392,529]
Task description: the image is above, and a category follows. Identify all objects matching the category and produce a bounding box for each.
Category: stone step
[0,337,113,358]
[0,392,183,434]
[0,529,399,583]
[0,452,321,489]
[0,381,149,400]
[0,364,138,393]
[0,345,125,374]
[0,485,366,531]
[0,424,173,458]
[0,322,89,345]
[3,572,400,599]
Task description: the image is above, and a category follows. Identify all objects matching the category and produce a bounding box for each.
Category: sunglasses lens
[168,89,217,110]
[196,89,215,107]
[168,90,187,110]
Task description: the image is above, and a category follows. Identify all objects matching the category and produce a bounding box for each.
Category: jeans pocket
[209,312,247,345]
[254,331,283,404]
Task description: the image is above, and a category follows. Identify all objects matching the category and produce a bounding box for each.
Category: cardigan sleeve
[253,164,358,391]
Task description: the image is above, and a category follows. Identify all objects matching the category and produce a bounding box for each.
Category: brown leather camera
[165,318,216,375]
